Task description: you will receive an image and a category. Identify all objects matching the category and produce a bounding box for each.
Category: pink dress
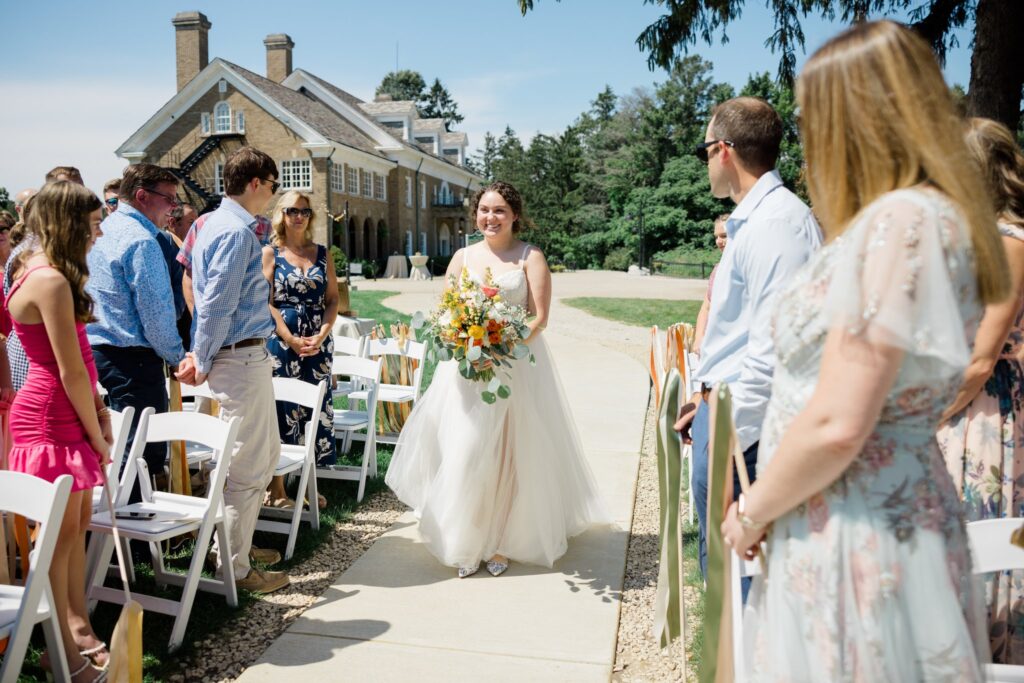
[5,266,103,492]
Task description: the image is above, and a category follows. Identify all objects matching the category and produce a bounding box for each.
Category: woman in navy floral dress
[261,191,338,508]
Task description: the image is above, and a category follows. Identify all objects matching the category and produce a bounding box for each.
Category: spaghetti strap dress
[5,265,104,492]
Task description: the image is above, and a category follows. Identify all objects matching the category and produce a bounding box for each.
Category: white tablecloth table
[332,316,376,339]
[383,255,408,279]
[409,254,431,281]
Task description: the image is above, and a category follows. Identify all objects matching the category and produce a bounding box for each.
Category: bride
[386,180,606,578]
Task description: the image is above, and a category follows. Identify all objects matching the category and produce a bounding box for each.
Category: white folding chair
[681,351,695,525]
[319,356,382,502]
[164,379,218,473]
[968,518,1024,683]
[729,551,762,681]
[347,337,426,445]
[91,407,135,513]
[87,408,241,652]
[256,378,327,560]
[0,473,73,683]
[332,334,367,400]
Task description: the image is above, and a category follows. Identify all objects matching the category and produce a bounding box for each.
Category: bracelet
[737,493,767,531]
[97,407,111,421]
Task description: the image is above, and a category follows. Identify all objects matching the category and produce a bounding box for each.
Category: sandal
[267,497,296,510]
[80,641,109,669]
[52,656,106,683]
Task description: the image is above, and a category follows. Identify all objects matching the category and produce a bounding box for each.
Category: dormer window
[214,102,232,134]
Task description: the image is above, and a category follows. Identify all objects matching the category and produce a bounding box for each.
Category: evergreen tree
[420,78,465,130]
[375,70,427,102]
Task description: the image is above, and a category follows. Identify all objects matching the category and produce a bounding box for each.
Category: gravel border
[167,489,406,682]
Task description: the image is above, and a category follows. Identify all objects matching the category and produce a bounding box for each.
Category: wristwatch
[738,493,767,531]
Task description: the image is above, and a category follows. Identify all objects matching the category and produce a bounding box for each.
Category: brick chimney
[264,34,294,83]
[172,11,211,91]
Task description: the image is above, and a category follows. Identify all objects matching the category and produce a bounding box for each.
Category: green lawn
[562,297,702,329]
[18,289,427,683]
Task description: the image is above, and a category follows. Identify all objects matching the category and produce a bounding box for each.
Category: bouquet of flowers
[413,267,535,403]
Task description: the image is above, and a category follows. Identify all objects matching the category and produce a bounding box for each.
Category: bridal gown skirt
[386,336,607,569]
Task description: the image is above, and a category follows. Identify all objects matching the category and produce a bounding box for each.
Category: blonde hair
[964,117,1024,230]
[25,181,101,322]
[797,20,1008,304]
[270,190,315,246]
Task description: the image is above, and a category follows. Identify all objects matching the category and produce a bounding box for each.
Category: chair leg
[356,438,370,503]
[167,522,217,652]
[40,583,70,683]
[285,463,311,560]
[86,535,115,611]
[150,539,168,587]
[307,464,321,531]
[215,522,238,608]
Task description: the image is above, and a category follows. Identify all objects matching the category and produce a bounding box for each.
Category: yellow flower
[467,325,486,340]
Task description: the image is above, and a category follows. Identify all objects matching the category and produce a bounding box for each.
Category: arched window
[214,102,231,134]
[439,223,451,256]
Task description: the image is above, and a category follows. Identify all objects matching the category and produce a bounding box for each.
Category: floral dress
[747,188,988,681]
[268,244,336,466]
[937,222,1024,664]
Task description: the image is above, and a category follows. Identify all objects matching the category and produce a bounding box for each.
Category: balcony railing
[432,197,463,208]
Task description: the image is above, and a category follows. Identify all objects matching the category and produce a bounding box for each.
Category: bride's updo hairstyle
[470,180,534,234]
[797,20,1008,304]
[964,117,1024,230]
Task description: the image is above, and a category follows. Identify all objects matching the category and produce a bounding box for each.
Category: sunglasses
[104,198,118,208]
[261,178,281,194]
[694,139,735,164]
[284,207,313,218]
[143,187,181,208]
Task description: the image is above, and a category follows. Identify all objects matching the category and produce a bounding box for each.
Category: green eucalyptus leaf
[487,377,501,393]
[497,384,511,399]
[481,391,497,404]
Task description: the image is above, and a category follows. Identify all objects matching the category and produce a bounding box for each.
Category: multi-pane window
[405,177,412,206]
[235,111,245,134]
[347,167,358,195]
[279,159,312,190]
[374,173,386,201]
[214,102,231,134]
[362,170,373,197]
[214,162,224,195]
[330,163,344,193]
[201,112,211,135]
[405,230,413,256]
[419,232,428,256]
[420,180,426,208]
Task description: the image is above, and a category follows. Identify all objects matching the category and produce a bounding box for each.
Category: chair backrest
[272,378,328,456]
[364,338,426,398]
[0,472,72,676]
[332,354,383,385]
[168,379,215,401]
[117,408,242,507]
[333,334,365,358]
[968,518,1024,574]
[98,407,135,510]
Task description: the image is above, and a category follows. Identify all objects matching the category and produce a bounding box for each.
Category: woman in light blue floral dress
[938,117,1024,664]
[262,191,338,508]
[719,21,1009,681]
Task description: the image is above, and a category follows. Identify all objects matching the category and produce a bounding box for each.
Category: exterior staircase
[172,133,241,213]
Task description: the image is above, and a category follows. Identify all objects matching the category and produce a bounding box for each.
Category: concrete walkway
[236,272,681,682]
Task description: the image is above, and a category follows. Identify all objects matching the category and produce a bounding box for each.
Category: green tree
[518,0,1024,131]
[0,187,12,214]
[420,78,465,130]
[739,72,804,197]
[375,70,427,102]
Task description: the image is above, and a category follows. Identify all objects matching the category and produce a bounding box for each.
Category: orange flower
[482,286,499,299]
[488,332,502,344]
[486,320,501,333]
[473,338,484,347]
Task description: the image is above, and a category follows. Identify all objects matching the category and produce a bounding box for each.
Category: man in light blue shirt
[88,163,187,493]
[177,146,289,594]
[676,97,821,580]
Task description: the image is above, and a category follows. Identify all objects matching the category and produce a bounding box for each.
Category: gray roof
[412,118,446,134]
[223,60,387,159]
[359,101,418,116]
[442,131,468,147]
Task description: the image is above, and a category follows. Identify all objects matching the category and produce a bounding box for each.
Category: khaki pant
[207,344,280,578]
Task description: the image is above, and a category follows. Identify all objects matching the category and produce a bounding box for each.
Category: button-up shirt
[176,214,271,275]
[191,197,274,374]
[86,203,186,366]
[696,170,821,450]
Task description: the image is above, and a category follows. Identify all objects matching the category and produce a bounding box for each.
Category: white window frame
[419,232,428,256]
[405,177,412,207]
[347,166,359,195]
[279,159,312,191]
[214,102,231,134]
[201,112,211,136]
[235,111,245,134]
[214,162,224,195]
[362,169,373,197]
[420,180,426,208]
[374,173,386,201]
[330,163,344,193]
[405,230,413,256]
[433,184,439,203]
[439,225,451,256]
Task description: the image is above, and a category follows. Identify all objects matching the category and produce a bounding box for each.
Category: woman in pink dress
[6,181,112,682]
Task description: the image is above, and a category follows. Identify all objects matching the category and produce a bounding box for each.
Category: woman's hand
[299,331,328,357]
[0,387,16,413]
[90,432,111,467]
[720,501,766,560]
[285,335,307,357]
[940,360,993,423]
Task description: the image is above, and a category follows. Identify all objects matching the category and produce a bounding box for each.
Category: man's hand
[673,392,703,443]
[195,371,208,385]
[175,354,200,386]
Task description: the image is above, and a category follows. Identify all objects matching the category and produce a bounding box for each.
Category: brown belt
[700,382,711,401]
[221,337,265,351]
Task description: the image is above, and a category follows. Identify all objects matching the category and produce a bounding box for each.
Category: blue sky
[0,1,972,196]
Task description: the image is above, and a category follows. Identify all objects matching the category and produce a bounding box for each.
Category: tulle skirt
[386,336,607,569]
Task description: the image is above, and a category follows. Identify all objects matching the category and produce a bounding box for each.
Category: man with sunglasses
[87,163,188,506]
[676,97,821,591]
[176,146,290,594]
[103,178,121,216]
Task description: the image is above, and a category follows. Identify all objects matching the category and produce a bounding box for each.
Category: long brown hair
[26,181,101,322]
[964,117,1024,230]
[797,20,1008,304]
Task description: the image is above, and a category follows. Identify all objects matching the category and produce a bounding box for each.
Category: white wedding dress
[386,244,607,569]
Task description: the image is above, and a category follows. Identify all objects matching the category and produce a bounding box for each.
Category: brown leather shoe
[236,567,290,594]
[250,547,282,565]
